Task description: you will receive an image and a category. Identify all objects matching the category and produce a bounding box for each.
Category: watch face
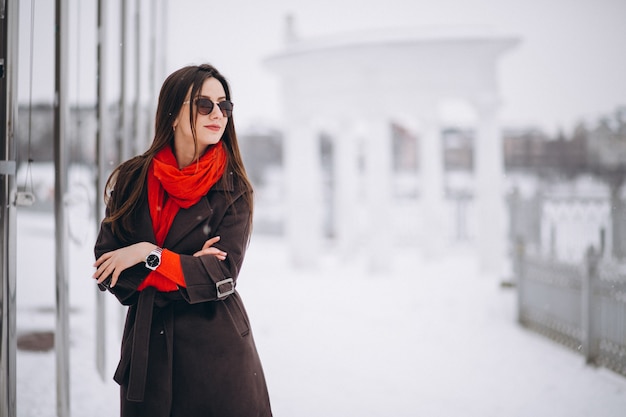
[146,254,160,268]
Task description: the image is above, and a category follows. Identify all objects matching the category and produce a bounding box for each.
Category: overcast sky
[18,0,626,135]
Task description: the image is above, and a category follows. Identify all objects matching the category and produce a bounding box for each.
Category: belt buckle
[216,278,235,298]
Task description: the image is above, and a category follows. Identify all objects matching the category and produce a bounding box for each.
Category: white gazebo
[264,24,519,276]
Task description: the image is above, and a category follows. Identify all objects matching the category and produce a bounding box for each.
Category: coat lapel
[162,196,212,249]
[160,172,236,249]
[136,201,157,243]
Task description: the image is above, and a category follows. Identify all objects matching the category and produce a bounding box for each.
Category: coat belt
[126,287,156,401]
[118,287,179,402]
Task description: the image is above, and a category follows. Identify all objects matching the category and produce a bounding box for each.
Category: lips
[205,124,221,132]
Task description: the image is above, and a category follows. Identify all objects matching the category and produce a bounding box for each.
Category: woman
[93,64,272,417]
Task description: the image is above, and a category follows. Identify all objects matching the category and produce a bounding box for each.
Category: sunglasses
[184,97,234,117]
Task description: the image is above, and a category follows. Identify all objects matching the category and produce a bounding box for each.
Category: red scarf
[148,144,227,246]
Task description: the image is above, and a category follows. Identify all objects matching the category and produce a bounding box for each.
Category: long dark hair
[103,64,253,242]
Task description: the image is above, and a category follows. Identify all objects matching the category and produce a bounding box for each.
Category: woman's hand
[193,236,227,261]
[93,242,155,288]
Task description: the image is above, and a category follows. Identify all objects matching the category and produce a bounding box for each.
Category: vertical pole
[474,94,506,276]
[582,245,600,364]
[610,185,625,260]
[0,1,19,416]
[159,0,167,84]
[146,0,156,142]
[133,0,141,152]
[95,0,109,381]
[119,0,129,161]
[515,237,525,324]
[419,110,445,259]
[333,123,360,259]
[365,119,393,272]
[54,0,70,415]
[284,117,323,268]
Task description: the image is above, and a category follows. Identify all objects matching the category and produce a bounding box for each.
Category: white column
[419,111,446,259]
[333,124,361,258]
[284,119,323,268]
[474,94,506,276]
[365,119,393,272]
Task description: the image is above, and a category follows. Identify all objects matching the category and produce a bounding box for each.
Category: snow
[15,209,626,416]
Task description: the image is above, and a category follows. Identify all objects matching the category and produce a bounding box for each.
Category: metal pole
[94,0,109,381]
[515,237,525,325]
[146,0,157,143]
[133,0,141,152]
[0,1,20,416]
[157,0,167,92]
[119,0,129,161]
[54,0,70,415]
[582,246,600,364]
[145,0,164,144]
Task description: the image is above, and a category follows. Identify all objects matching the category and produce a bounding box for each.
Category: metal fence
[514,242,626,376]
[507,189,614,262]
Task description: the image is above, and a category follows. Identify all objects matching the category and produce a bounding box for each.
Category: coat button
[159,330,164,335]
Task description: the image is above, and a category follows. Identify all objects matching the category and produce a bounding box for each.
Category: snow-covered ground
[15,209,626,417]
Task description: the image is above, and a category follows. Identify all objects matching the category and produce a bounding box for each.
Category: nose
[209,102,223,119]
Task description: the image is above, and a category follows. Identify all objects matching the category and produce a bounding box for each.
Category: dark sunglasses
[184,97,234,117]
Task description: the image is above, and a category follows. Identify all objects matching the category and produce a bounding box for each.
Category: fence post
[514,236,525,324]
[508,187,519,242]
[582,245,600,365]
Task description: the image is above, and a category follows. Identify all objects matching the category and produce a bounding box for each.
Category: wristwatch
[145,247,163,271]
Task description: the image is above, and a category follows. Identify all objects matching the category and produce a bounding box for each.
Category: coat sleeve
[94,215,151,306]
[177,192,251,304]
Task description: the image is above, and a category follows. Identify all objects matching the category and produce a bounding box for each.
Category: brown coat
[94,172,272,417]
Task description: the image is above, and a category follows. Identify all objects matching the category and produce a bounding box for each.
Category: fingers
[193,250,227,260]
[94,259,115,286]
[110,270,120,288]
[93,256,110,281]
[93,251,116,281]
[201,236,220,250]
[93,252,112,268]
[92,250,125,287]
[212,250,227,261]
[194,236,226,259]
[193,247,227,260]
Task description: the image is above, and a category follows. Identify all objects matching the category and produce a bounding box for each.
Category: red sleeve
[137,249,186,292]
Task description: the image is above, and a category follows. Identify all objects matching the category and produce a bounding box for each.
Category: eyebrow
[199,94,227,101]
